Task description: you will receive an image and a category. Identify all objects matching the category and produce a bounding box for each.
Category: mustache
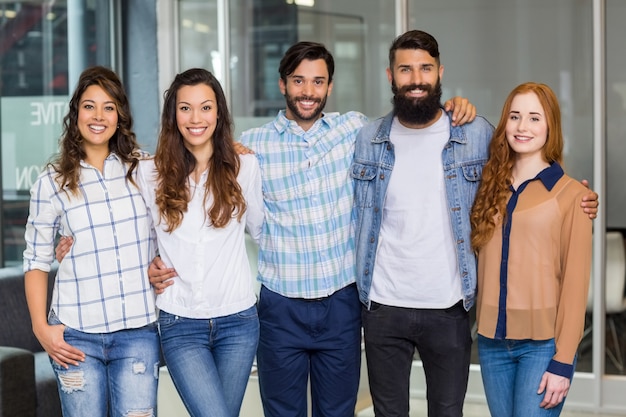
[294,96,322,103]
[394,83,434,96]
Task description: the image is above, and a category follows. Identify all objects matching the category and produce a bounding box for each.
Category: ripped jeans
[48,311,160,417]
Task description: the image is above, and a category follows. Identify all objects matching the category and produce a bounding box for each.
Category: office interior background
[1,0,625,414]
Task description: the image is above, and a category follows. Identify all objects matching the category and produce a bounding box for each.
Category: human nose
[190,109,201,123]
[93,106,104,121]
[302,81,314,96]
[410,71,423,85]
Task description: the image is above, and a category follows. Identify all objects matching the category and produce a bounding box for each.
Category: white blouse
[137,154,264,319]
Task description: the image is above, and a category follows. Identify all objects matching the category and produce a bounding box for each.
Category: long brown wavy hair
[154,68,245,232]
[470,82,564,250]
[53,66,140,195]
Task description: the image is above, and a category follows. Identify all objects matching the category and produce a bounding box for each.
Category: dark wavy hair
[389,30,440,68]
[278,41,335,83]
[470,82,564,250]
[154,68,245,232]
[53,66,140,195]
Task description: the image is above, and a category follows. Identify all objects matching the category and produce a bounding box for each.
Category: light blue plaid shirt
[23,153,157,333]
[240,110,368,298]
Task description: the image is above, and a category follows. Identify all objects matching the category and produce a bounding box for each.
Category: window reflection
[0,0,112,266]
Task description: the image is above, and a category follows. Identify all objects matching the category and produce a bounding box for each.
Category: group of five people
[23,29,597,417]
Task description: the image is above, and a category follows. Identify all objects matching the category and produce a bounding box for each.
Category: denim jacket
[351,110,494,311]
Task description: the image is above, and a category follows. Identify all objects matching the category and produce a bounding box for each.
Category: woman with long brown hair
[24,66,159,416]
[137,68,263,417]
[471,82,592,417]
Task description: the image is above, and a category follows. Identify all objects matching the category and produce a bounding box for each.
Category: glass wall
[0,0,114,266]
[177,0,397,136]
[605,0,626,378]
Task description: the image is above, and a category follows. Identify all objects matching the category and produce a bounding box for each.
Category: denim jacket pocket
[351,162,378,208]
[461,163,483,182]
[460,162,484,212]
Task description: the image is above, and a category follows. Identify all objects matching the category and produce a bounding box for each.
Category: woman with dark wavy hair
[24,66,159,417]
[471,82,592,417]
[137,68,264,417]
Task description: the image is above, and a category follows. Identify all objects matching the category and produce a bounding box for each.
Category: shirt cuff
[547,359,574,379]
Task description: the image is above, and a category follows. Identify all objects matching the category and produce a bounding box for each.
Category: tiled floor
[356,398,626,417]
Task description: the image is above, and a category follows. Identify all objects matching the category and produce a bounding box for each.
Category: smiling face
[176,83,218,153]
[77,85,118,151]
[505,92,548,161]
[279,58,333,131]
[387,48,444,127]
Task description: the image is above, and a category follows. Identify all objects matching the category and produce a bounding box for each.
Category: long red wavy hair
[470,82,564,250]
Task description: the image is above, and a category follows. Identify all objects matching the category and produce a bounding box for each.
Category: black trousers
[362,300,472,417]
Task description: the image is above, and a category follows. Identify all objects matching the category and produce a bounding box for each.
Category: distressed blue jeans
[158,305,259,417]
[48,312,160,417]
[478,335,575,417]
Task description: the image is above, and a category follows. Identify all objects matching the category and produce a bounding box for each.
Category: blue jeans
[48,312,160,417]
[362,300,471,417]
[478,335,575,417]
[256,284,362,417]
[158,306,259,417]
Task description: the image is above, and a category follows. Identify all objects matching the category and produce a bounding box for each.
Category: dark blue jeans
[362,300,471,417]
[256,284,362,417]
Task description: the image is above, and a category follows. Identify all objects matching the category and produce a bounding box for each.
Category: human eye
[202,105,212,111]
[83,103,94,110]
[314,79,324,86]
[104,105,116,112]
[178,105,189,111]
[509,114,519,121]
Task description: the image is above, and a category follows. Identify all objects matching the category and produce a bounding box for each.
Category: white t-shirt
[137,154,264,318]
[369,113,463,309]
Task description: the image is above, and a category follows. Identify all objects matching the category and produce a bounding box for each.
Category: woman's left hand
[538,371,570,409]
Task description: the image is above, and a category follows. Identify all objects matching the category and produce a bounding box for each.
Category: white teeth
[90,125,105,132]
[189,128,205,134]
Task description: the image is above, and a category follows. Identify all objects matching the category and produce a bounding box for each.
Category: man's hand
[443,97,477,127]
[234,141,254,155]
[538,371,570,409]
[580,179,599,220]
[55,236,73,263]
[33,323,85,369]
[148,256,176,295]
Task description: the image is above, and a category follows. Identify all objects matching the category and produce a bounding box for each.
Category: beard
[391,78,443,126]
[284,90,327,122]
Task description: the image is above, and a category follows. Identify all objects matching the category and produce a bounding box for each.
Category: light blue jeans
[48,312,160,417]
[478,335,575,417]
[158,305,259,417]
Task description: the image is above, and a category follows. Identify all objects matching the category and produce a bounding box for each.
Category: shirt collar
[79,152,120,168]
[535,161,564,191]
[273,109,332,134]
